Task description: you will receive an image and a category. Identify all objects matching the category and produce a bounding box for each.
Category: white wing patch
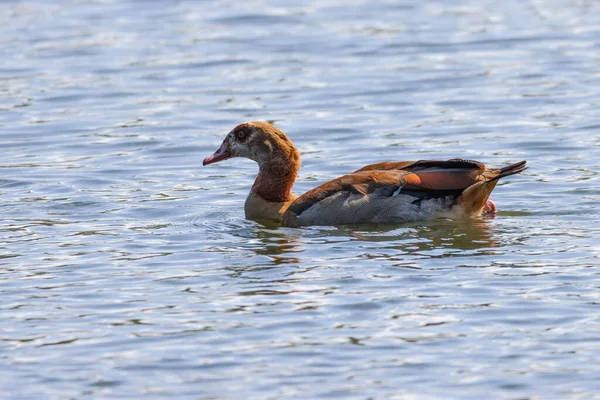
[391,185,402,196]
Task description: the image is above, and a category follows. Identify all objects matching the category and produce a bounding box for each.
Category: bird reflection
[232,222,303,265]
[308,216,499,252]
[243,216,501,262]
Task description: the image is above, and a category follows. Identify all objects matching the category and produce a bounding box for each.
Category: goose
[203,121,526,227]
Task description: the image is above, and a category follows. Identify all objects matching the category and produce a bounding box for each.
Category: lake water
[1,0,599,398]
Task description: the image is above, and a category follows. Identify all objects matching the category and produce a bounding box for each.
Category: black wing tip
[500,160,527,173]
[492,160,528,181]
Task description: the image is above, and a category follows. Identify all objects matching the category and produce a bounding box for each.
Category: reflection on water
[2,0,600,398]
[234,217,505,268]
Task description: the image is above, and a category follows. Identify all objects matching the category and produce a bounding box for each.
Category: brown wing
[353,158,528,213]
[354,160,419,172]
[354,158,487,173]
[285,166,484,222]
[284,159,527,225]
[285,170,403,221]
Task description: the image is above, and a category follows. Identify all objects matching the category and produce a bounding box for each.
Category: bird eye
[235,128,250,142]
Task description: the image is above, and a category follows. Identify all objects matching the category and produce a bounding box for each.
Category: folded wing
[283,159,526,226]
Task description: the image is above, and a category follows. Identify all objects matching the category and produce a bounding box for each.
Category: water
[1,0,600,398]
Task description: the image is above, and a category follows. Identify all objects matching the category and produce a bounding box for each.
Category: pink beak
[203,140,231,166]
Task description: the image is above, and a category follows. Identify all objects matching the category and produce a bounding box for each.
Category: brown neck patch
[251,135,299,202]
[252,160,298,202]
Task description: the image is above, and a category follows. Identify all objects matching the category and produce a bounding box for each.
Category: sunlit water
[1,0,600,398]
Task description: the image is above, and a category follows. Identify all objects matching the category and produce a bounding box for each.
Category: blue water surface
[1,0,599,398]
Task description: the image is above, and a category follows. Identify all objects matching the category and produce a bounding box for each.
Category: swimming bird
[203,121,527,227]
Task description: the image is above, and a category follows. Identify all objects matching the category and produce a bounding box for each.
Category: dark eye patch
[234,126,252,142]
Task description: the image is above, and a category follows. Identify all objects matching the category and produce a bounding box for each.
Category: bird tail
[486,160,528,182]
[455,160,527,215]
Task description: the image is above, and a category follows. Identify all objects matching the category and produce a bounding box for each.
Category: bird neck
[252,159,298,203]
[250,133,300,203]
[245,158,299,223]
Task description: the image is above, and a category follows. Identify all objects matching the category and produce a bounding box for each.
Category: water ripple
[1,0,599,399]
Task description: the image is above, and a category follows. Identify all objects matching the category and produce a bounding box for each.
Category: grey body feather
[294,190,455,225]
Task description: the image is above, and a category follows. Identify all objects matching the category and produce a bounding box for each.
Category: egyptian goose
[203,121,527,227]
